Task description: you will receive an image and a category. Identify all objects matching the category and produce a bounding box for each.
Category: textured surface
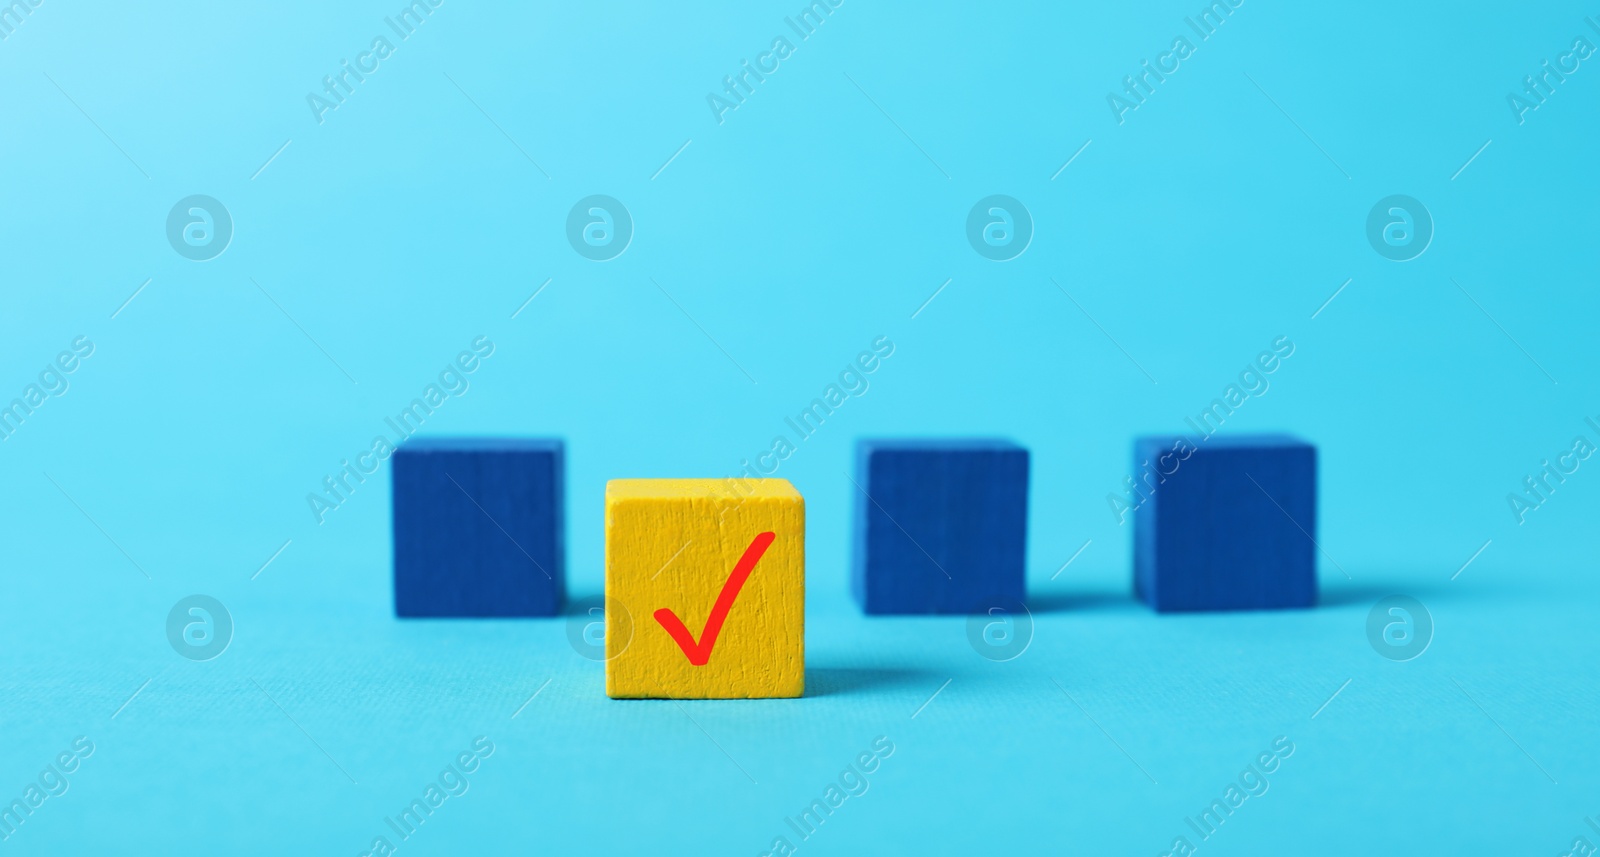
[1134,435,1317,612]
[393,438,564,617]
[852,439,1029,614]
[606,479,805,699]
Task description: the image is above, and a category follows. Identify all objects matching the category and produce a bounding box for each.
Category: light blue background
[2,0,1598,853]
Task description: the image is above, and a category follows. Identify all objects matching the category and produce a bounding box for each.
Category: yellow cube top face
[605,479,805,699]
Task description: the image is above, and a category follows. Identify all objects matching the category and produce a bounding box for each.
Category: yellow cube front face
[605,479,804,699]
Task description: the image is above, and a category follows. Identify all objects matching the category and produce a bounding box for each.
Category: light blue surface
[2,0,1599,853]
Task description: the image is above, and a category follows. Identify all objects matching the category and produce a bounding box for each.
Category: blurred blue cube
[392,438,564,617]
[1133,434,1316,612]
[852,439,1029,614]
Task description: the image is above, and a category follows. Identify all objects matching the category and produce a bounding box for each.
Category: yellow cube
[605,479,804,699]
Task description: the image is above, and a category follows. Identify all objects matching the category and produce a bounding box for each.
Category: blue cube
[392,438,564,617]
[852,439,1029,614]
[1133,434,1317,612]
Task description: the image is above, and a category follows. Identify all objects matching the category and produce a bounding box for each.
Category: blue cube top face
[852,439,1029,614]
[1133,435,1316,612]
[399,437,565,454]
[1182,433,1308,450]
[392,438,565,617]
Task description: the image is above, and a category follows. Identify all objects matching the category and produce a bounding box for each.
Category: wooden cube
[605,479,804,699]
[851,439,1030,614]
[1133,434,1317,612]
[392,438,564,617]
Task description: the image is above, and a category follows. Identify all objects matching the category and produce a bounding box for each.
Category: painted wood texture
[851,439,1029,615]
[606,478,804,699]
[1133,434,1317,612]
[392,437,565,617]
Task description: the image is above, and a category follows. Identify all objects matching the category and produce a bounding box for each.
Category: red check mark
[653,532,775,666]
